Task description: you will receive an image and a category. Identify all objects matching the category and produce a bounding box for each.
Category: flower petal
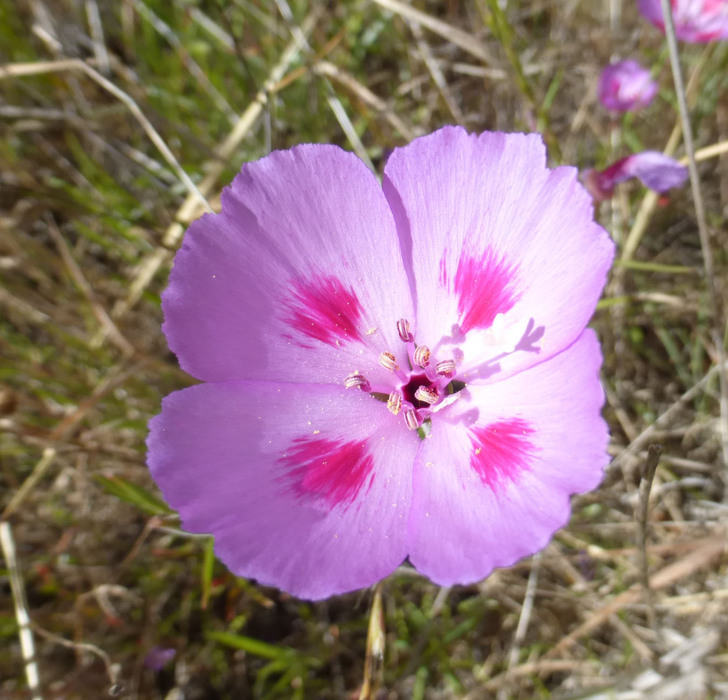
[407,330,608,585]
[639,0,667,30]
[639,0,728,42]
[163,145,414,385]
[622,151,689,192]
[382,126,614,384]
[147,381,416,599]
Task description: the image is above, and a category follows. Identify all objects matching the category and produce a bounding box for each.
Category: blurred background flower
[639,0,728,42]
[598,59,658,112]
[585,151,689,201]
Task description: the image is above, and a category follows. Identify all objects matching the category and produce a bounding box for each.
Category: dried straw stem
[659,0,728,485]
[0,521,42,700]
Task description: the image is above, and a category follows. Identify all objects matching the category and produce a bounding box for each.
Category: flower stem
[659,0,728,485]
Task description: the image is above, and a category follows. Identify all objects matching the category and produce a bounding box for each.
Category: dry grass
[1,0,727,698]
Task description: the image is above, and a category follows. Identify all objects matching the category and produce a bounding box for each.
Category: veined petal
[407,330,608,585]
[382,126,614,384]
[163,145,414,385]
[147,381,416,600]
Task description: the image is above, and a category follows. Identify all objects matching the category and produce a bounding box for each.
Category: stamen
[436,359,456,377]
[387,391,402,415]
[413,345,431,368]
[378,351,400,373]
[404,409,420,431]
[397,318,413,342]
[344,372,370,391]
[414,386,439,405]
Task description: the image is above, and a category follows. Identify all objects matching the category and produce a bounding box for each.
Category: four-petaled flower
[147,127,614,600]
[639,0,728,42]
[598,59,658,112]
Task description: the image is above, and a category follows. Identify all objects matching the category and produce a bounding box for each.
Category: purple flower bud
[598,60,658,112]
[585,151,688,201]
[639,0,728,43]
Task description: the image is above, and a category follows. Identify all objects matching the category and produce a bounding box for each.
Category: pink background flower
[598,59,658,112]
[639,0,728,42]
[147,127,614,599]
[586,151,688,200]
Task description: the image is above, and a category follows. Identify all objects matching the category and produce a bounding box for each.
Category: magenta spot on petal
[453,251,519,333]
[282,275,364,348]
[469,419,535,490]
[281,436,375,507]
[439,249,449,287]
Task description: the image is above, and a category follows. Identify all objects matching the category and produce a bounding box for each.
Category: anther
[387,391,402,415]
[404,409,420,431]
[414,386,439,405]
[413,345,431,368]
[396,318,413,343]
[436,359,456,377]
[344,372,370,391]
[378,351,399,373]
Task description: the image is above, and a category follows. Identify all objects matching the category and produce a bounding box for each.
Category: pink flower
[585,151,688,201]
[639,0,728,42]
[147,127,614,600]
[598,60,658,112]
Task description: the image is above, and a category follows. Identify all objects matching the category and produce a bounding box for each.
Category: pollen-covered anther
[436,359,456,377]
[378,351,400,373]
[344,372,371,391]
[414,386,439,405]
[413,345,431,368]
[387,391,402,415]
[396,318,413,343]
[403,409,421,431]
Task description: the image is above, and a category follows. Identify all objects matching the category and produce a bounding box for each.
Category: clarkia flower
[639,0,728,42]
[585,150,688,201]
[598,60,658,112]
[147,127,614,600]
